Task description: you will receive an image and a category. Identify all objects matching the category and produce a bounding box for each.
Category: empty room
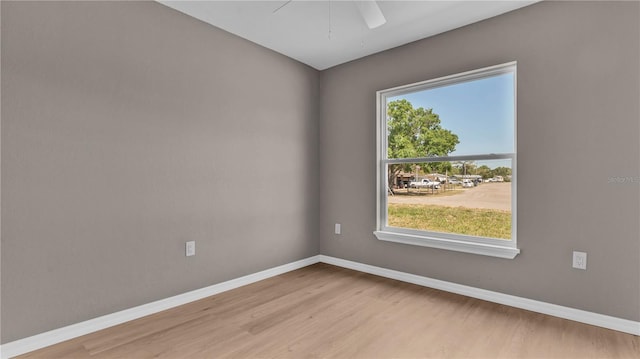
[1,0,639,358]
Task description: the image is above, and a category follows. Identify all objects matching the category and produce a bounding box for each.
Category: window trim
[374,62,519,259]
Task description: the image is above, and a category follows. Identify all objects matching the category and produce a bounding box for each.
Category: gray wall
[319,1,640,321]
[1,1,319,342]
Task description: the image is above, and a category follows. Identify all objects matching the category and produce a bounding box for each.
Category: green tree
[453,160,475,176]
[476,165,492,179]
[387,100,459,190]
[424,161,453,175]
[493,166,512,178]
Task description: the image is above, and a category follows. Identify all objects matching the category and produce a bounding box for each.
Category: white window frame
[374,62,519,259]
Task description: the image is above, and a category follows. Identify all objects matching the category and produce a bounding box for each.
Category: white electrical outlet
[186,241,196,257]
[334,223,341,235]
[572,251,587,270]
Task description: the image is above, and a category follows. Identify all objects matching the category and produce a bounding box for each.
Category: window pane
[387,159,512,240]
[386,72,514,159]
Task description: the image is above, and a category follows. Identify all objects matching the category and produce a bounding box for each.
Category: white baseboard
[318,255,640,336]
[0,255,321,359]
[2,254,638,358]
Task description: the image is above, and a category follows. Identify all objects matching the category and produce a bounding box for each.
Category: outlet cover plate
[572,251,587,270]
[186,241,196,257]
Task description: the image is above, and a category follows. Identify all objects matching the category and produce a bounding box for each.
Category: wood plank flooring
[18,263,639,358]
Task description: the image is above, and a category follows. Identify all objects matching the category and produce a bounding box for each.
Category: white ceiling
[159,1,539,70]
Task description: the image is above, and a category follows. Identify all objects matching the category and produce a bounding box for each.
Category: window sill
[373,230,520,259]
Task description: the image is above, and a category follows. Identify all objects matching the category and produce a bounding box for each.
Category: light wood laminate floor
[19,263,639,358]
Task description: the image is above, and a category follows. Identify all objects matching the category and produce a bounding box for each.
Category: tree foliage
[453,160,476,176]
[492,166,512,178]
[474,165,512,180]
[387,100,459,190]
[476,165,493,179]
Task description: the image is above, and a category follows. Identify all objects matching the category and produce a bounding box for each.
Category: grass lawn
[388,203,511,239]
[392,188,466,198]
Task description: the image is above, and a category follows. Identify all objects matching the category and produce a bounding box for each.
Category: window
[374,62,519,259]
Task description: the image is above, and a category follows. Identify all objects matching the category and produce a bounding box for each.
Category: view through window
[375,62,518,257]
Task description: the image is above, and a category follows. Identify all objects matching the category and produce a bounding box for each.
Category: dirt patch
[388,182,511,211]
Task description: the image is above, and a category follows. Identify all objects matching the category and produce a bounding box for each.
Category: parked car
[448,178,460,185]
[462,179,474,188]
[409,178,441,189]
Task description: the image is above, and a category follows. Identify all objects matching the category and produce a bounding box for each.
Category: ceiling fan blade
[355,0,387,29]
[273,0,293,14]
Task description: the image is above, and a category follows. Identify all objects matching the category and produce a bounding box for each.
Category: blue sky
[389,72,515,168]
